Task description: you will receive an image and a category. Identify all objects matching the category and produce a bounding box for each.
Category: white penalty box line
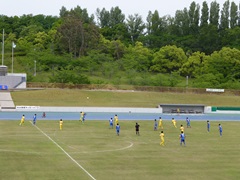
[29,122,96,180]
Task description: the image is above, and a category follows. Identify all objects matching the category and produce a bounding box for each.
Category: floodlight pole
[12,41,14,73]
[2,29,4,65]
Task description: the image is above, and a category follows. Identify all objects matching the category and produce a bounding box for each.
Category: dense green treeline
[1,0,240,89]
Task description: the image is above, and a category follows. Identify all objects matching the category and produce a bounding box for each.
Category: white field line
[0,149,41,155]
[71,141,134,154]
[29,122,96,180]
[53,130,134,154]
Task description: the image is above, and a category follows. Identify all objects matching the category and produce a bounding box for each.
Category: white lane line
[30,122,96,180]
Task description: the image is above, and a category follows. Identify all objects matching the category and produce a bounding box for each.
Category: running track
[0,111,239,121]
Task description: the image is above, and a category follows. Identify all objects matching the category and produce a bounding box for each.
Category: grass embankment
[11,88,240,107]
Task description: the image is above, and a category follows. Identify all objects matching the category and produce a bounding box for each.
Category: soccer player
[135,122,140,135]
[186,117,191,128]
[80,111,84,123]
[33,114,37,125]
[219,124,222,136]
[179,131,186,146]
[172,118,177,128]
[83,112,86,123]
[19,115,25,126]
[158,117,163,129]
[207,120,210,132]
[42,112,46,118]
[180,124,184,132]
[114,114,119,126]
[159,131,165,146]
[109,118,113,129]
[116,123,120,136]
[59,119,63,130]
[154,119,158,131]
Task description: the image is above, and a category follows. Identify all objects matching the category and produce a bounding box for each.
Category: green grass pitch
[0,120,240,180]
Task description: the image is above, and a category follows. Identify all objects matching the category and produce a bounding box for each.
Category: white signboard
[206,88,224,92]
[16,106,40,110]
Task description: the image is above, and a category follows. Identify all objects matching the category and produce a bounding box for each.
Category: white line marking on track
[29,122,96,180]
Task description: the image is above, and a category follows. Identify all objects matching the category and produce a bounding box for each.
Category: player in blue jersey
[186,117,191,128]
[207,120,210,132]
[33,114,37,125]
[116,123,120,136]
[218,124,222,136]
[179,131,186,146]
[154,119,158,131]
[109,118,113,129]
[83,112,86,123]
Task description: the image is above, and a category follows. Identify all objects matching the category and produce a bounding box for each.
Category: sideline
[29,122,96,180]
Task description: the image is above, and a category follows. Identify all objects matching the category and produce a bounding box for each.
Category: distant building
[0,65,26,89]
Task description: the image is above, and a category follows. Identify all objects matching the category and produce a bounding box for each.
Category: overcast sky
[1,0,229,20]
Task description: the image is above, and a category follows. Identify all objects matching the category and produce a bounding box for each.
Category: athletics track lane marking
[29,122,96,180]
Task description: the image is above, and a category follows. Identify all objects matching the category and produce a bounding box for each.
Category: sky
[1,0,229,20]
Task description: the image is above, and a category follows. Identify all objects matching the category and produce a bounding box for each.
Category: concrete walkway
[0,92,15,109]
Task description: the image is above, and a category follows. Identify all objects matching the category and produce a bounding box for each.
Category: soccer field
[0,120,240,180]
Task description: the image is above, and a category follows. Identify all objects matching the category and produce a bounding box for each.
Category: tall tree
[109,6,125,28]
[188,2,200,34]
[230,1,238,28]
[209,1,220,26]
[200,1,209,27]
[126,14,145,43]
[220,0,230,29]
[57,7,99,57]
[96,8,110,28]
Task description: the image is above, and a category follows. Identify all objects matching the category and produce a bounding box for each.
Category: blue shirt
[109,119,113,125]
[219,126,222,132]
[180,133,185,140]
[116,125,120,131]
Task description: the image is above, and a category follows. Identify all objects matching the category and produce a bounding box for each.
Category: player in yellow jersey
[80,111,84,123]
[19,115,25,126]
[180,124,184,132]
[59,119,63,130]
[158,117,163,129]
[159,131,165,146]
[114,114,118,126]
[172,118,177,128]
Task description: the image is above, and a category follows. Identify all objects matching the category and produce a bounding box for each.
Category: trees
[121,42,152,72]
[126,14,145,43]
[151,45,187,73]
[57,6,100,58]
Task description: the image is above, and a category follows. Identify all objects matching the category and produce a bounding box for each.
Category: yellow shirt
[60,120,63,125]
[160,133,164,140]
[81,112,84,117]
[159,119,162,124]
[21,116,25,121]
[180,126,184,132]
